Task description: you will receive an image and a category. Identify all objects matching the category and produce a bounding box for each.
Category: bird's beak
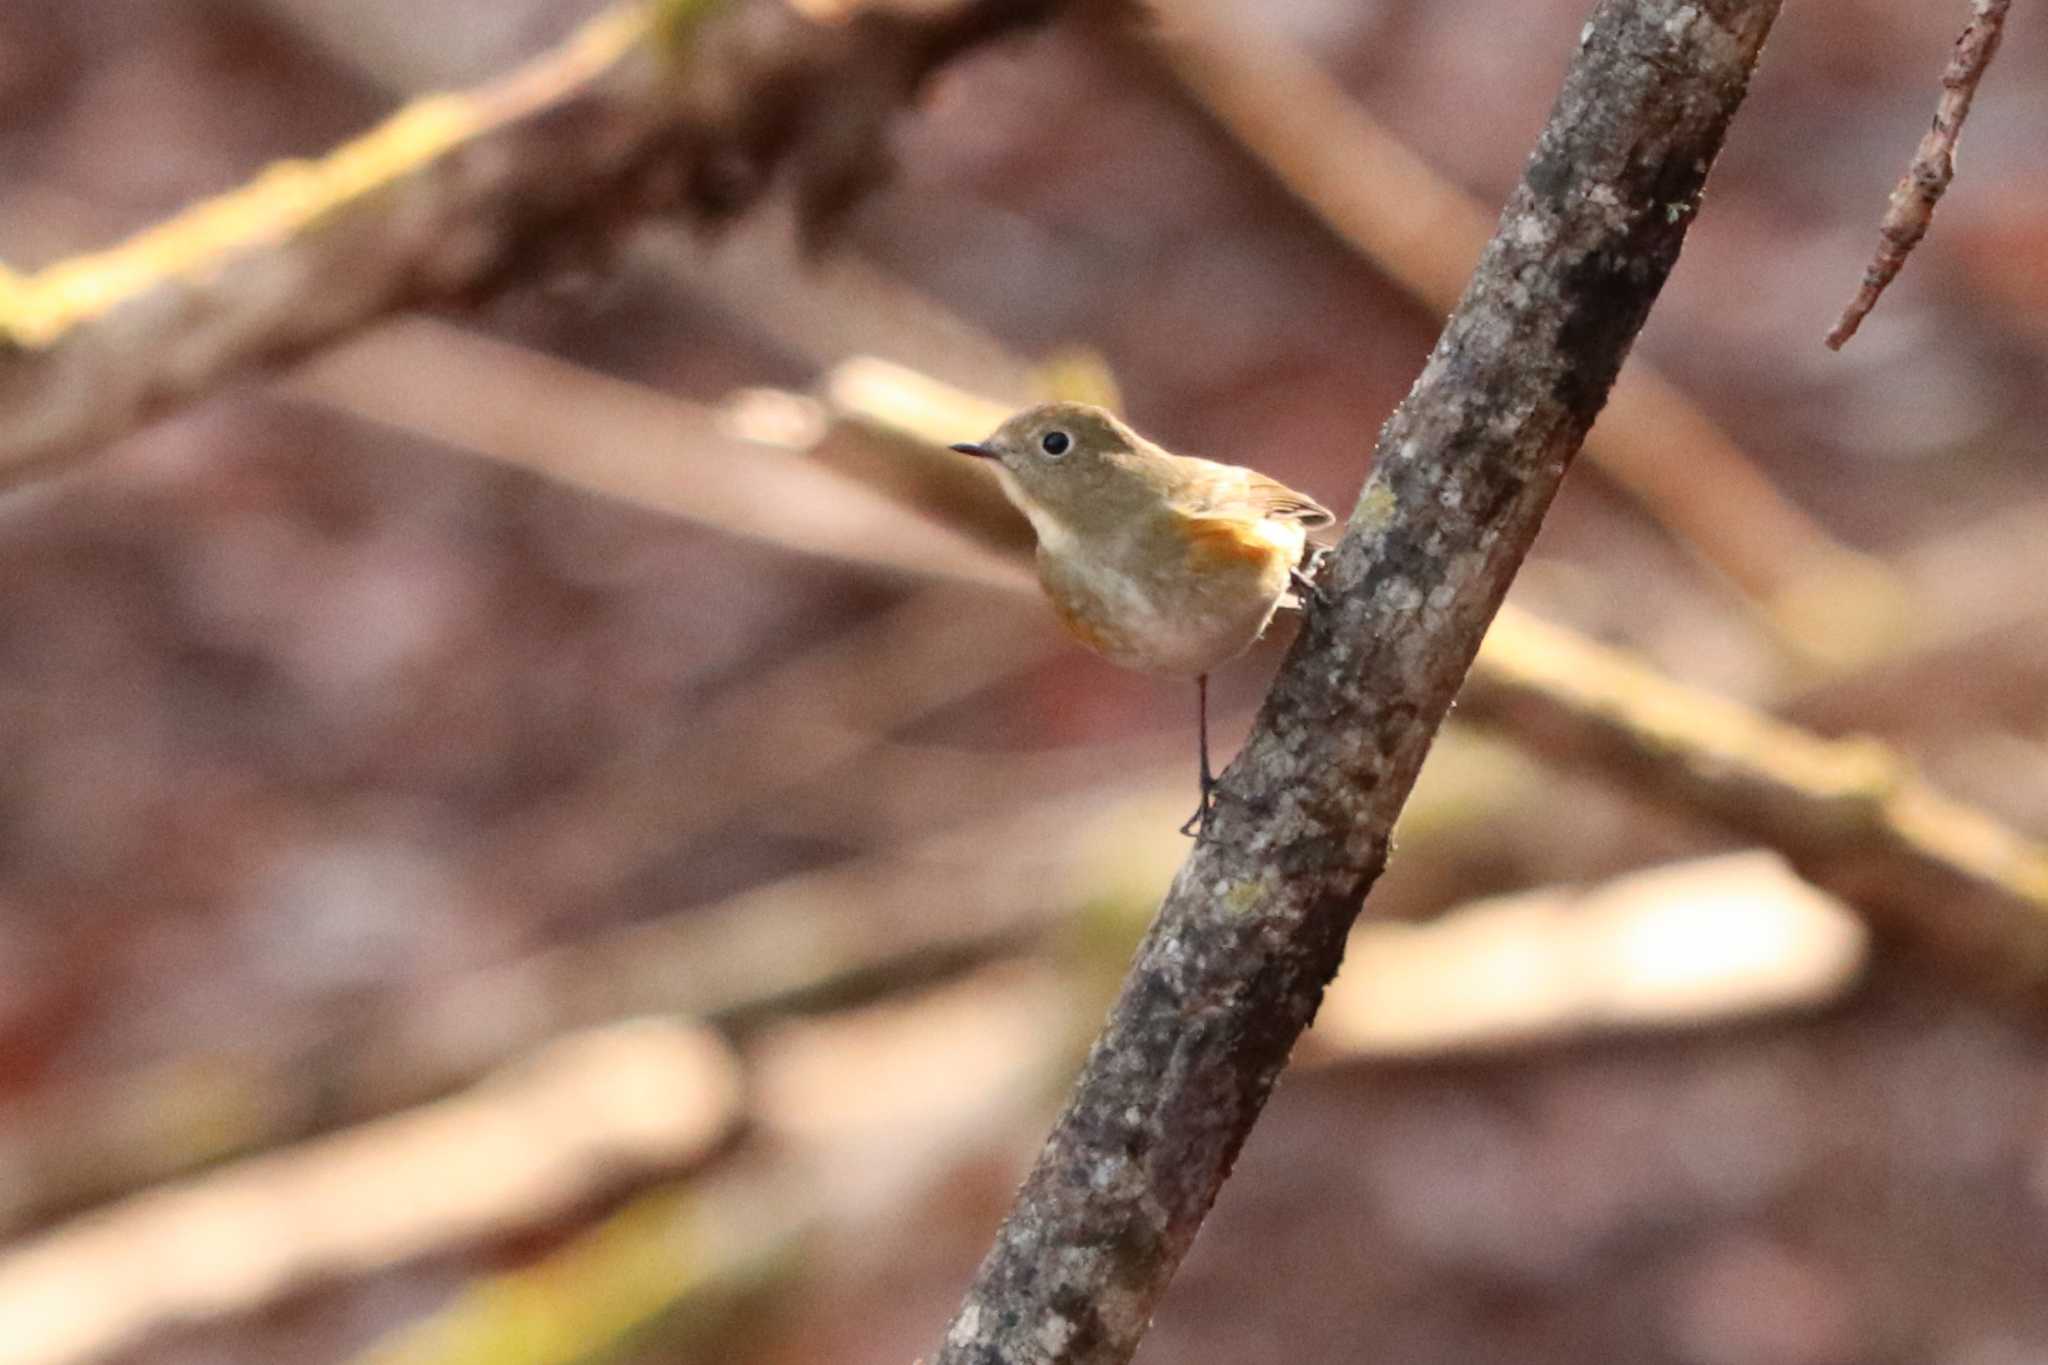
[950,442,998,460]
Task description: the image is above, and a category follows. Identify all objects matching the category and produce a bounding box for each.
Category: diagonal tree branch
[0,0,1099,481]
[933,1,1782,1360]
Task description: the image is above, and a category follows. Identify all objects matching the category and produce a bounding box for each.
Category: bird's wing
[1176,458,1335,528]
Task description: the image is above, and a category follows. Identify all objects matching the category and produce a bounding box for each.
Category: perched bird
[952,401,1333,837]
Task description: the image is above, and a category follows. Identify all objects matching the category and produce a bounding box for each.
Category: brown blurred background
[2,1,2048,1362]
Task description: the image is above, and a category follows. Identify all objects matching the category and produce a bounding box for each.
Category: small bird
[952,401,1333,838]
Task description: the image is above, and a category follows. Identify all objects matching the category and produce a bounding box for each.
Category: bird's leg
[1179,674,1215,839]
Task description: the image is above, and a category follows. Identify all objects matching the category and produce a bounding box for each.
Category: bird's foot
[1290,545,1331,607]
[1179,789,1214,840]
[1289,564,1328,606]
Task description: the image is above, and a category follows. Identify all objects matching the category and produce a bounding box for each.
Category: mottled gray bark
[933,2,1782,1362]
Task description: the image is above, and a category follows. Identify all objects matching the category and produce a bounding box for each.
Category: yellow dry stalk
[0,2,698,350]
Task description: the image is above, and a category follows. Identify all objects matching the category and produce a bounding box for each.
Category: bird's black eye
[1040,430,1071,457]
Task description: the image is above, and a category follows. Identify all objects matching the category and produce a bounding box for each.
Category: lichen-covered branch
[1463,604,2048,999]
[933,2,1781,1360]
[1826,0,2012,349]
[0,0,1097,479]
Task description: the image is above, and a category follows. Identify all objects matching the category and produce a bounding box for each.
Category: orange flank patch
[1182,516,1289,574]
[1046,589,1130,656]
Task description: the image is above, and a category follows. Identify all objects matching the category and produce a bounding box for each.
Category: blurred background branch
[1462,608,2048,1000]
[0,1022,740,1365]
[0,0,1102,478]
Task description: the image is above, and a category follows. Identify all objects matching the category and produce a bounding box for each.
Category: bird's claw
[1290,545,1331,606]
[1288,565,1327,606]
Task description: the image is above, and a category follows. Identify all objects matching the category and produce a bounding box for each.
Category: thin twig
[933,2,1782,1360]
[1826,0,2013,349]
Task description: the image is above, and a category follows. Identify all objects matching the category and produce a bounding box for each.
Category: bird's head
[951,401,1156,529]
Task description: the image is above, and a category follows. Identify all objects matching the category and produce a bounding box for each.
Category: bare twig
[1461,605,2048,999]
[933,2,1781,1360]
[0,0,1103,479]
[1826,0,2013,349]
[1149,0,1905,663]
